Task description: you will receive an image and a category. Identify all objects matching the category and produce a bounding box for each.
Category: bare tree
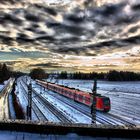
[29,68,47,80]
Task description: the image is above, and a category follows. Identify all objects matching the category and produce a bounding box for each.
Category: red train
[36,80,111,112]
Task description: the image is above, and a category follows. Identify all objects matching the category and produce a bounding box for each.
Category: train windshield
[103,98,110,106]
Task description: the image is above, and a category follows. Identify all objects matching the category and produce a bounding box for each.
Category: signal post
[27,83,32,120]
[91,79,97,124]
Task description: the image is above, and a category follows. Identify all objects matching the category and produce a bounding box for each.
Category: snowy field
[0,78,14,120]
[15,76,140,125]
[0,85,3,92]
[47,79,140,125]
[48,79,140,94]
[0,80,9,92]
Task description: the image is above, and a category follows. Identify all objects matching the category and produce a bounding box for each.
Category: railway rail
[20,77,138,126]
[45,89,136,126]
[34,82,136,126]
[32,89,73,123]
[53,81,140,125]
[21,79,72,123]
[19,81,48,121]
[20,80,60,122]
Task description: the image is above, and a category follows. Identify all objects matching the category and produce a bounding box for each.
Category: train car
[36,80,111,112]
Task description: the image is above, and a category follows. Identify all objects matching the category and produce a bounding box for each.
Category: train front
[96,96,111,112]
[102,97,111,112]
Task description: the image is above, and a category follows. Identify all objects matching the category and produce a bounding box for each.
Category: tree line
[0,63,27,84]
[0,63,11,83]
[1,63,140,82]
[29,68,48,80]
[58,70,140,81]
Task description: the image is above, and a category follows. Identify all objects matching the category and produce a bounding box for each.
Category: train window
[69,91,72,95]
[68,91,70,95]
[79,95,83,100]
[103,98,110,105]
[85,97,90,102]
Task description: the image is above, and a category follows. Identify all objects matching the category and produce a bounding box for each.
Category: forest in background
[57,70,140,81]
[0,63,26,83]
[1,63,140,82]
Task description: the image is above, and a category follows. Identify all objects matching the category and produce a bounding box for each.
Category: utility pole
[40,84,42,94]
[27,83,32,120]
[91,79,97,124]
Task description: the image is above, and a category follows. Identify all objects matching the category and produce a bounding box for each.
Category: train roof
[47,82,92,98]
[37,80,106,98]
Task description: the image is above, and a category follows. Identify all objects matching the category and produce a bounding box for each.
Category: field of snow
[15,77,140,125]
[0,85,4,92]
[46,79,140,125]
[48,79,140,94]
[0,78,15,120]
[0,80,9,92]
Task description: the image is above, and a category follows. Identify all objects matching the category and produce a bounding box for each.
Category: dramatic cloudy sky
[0,0,140,73]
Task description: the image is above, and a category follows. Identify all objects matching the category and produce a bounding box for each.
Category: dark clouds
[132,3,140,11]
[87,2,140,25]
[65,14,85,23]
[92,2,125,18]
[0,0,22,4]
[128,26,140,33]
[0,0,140,57]
[50,35,140,55]
[34,4,58,16]
[0,13,22,25]
[16,33,34,43]
[24,12,42,22]
[30,62,61,68]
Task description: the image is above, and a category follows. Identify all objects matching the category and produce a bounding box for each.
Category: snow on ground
[15,79,28,114]
[32,82,92,123]
[0,79,14,120]
[9,94,16,119]
[0,79,9,92]
[34,86,92,124]
[15,78,38,121]
[0,85,4,92]
[46,79,140,124]
[0,87,4,119]
[16,77,140,125]
[48,79,140,94]
[33,97,60,122]
[16,77,61,122]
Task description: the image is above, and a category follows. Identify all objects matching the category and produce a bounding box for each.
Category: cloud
[34,4,58,16]
[0,0,140,72]
[30,62,61,68]
[128,26,140,33]
[50,35,140,56]
[24,12,42,22]
[0,13,23,25]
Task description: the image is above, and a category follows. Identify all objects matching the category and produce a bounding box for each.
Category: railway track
[40,91,107,124]
[35,84,136,126]
[33,84,113,124]
[21,79,73,123]
[21,78,137,126]
[32,89,73,123]
[48,90,136,126]
[20,80,61,122]
[19,81,48,121]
